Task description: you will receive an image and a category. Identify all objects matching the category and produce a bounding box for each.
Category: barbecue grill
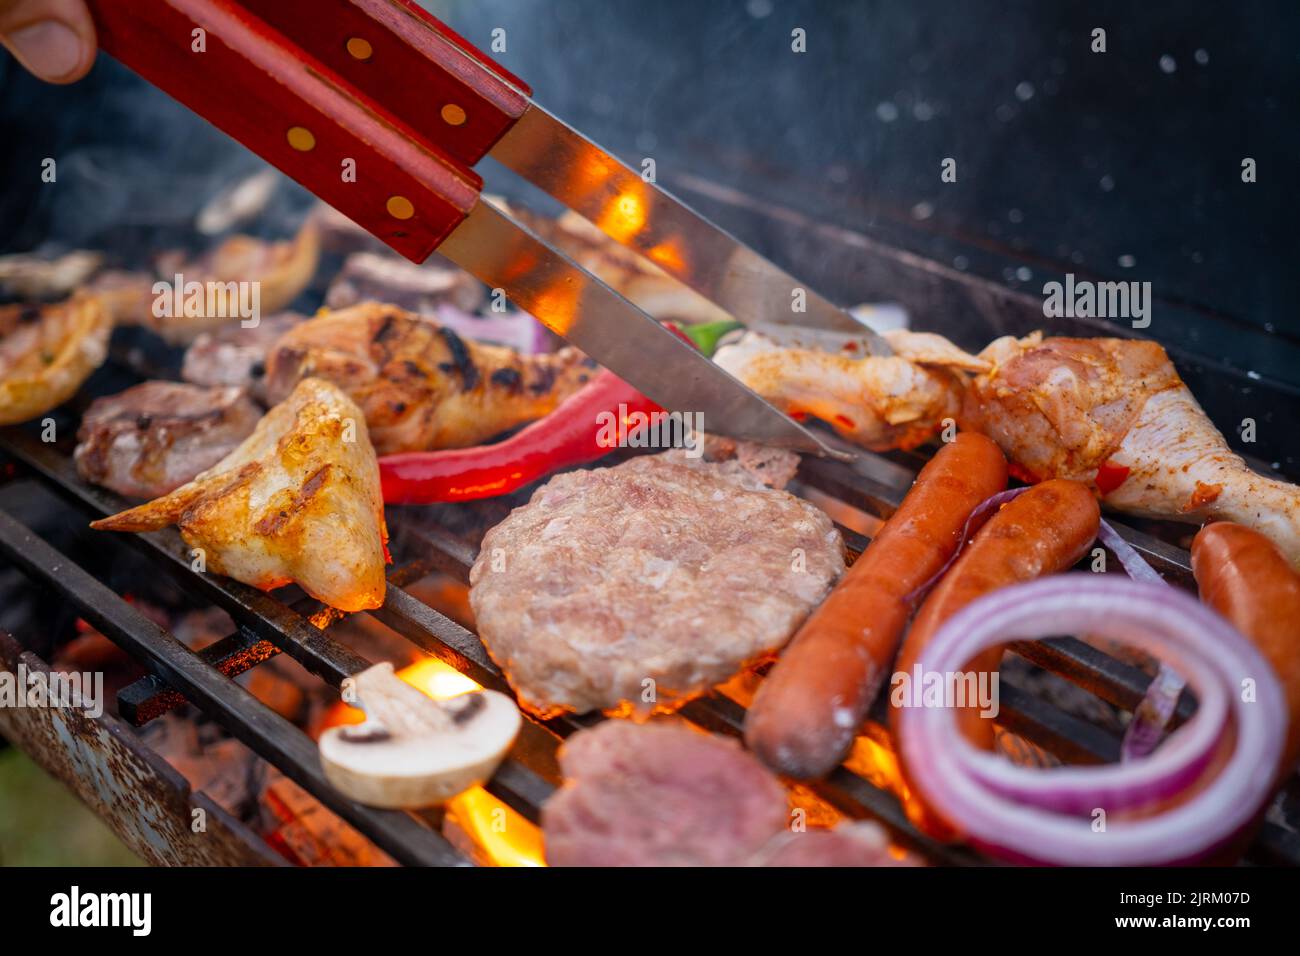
[2,0,1296,870]
[1,170,1296,866]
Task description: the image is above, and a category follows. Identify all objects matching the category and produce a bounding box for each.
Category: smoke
[1,56,312,262]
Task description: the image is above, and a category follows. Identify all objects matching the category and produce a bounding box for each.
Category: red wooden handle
[85,0,492,262]
[239,0,531,167]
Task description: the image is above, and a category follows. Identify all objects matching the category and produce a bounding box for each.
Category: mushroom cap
[320,686,521,809]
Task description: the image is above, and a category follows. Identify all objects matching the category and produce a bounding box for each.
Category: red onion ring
[1095,520,1188,759]
[897,575,1285,865]
[1096,519,1165,585]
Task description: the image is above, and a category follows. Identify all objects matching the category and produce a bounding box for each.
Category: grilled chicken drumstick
[91,377,388,612]
[963,333,1300,567]
[263,303,598,455]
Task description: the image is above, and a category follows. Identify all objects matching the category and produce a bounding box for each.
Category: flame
[397,657,480,700]
[845,720,934,827]
[843,721,904,793]
[445,786,545,868]
[322,657,546,867]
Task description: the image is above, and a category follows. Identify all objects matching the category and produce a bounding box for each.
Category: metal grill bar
[0,508,467,867]
[1010,637,1197,722]
[119,556,438,723]
[0,429,556,830]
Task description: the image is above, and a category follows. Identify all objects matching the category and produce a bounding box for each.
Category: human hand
[0,0,95,84]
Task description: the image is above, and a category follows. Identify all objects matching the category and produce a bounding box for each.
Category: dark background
[1,0,1296,378]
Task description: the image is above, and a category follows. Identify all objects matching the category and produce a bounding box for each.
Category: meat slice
[542,721,912,867]
[749,823,904,866]
[697,435,801,490]
[324,251,483,315]
[137,220,320,344]
[181,311,305,401]
[0,250,103,299]
[543,721,788,867]
[75,381,262,499]
[714,328,985,452]
[469,451,844,717]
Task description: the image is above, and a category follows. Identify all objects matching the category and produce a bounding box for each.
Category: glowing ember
[446,787,545,868]
[846,720,933,828]
[321,657,545,867]
[397,657,480,700]
[309,606,346,630]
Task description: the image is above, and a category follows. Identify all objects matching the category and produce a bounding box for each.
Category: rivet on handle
[440,104,467,126]
[287,126,316,151]
[346,37,373,60]
[387,196,415,220]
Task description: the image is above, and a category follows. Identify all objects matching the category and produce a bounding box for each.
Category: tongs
[84,0,886,456]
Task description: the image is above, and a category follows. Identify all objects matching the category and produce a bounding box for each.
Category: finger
[0,0,97,84]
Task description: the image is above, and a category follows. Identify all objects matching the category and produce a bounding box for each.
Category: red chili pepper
[1095,458,1131,496]
[379,369,663,504]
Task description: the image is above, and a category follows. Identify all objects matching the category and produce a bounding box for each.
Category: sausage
[1192,522,1300,778]
[891,479,1101,750]
[745,432,1008,779]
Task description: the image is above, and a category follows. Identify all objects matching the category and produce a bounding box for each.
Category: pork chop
[542,720,912,866]
[75,381,262,499]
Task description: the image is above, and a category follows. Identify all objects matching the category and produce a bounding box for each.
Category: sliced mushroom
[319,663,521,808]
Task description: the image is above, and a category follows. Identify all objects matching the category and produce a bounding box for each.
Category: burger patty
[542,720,912,867]
[469,451,844,717]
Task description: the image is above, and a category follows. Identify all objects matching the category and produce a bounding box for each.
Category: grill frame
[4,412,1299,866]
[1,207,1297,868]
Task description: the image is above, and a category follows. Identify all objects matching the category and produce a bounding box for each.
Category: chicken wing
[714,328,989,451]
[263,303,598,455]
[0,295,112,426]
[963,334,1300,566]
[91,377,388,612]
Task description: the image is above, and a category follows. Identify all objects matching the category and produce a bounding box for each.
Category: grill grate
[1,353,1297,868]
